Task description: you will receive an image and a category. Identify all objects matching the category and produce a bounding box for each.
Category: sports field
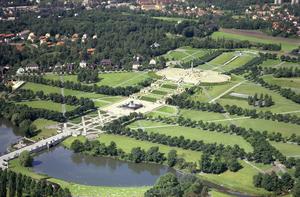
[16,100,76,112]
[211,29,299,52]
[44,71,152,87]
[128,120,253,152]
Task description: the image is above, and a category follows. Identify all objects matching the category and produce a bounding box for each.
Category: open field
[262,75,300,93]
[163,46,210,63]
[32,119,58,141]
[152,16,197,22]
[127,120,253,152]
[270,142,300,157]
[9,158,147,197]
[210,190,233,197]
[212,29,299,52]
[259,59,300,69]
[221,55,255,72]
[44,71,152,87]
[217,81,300,113]
[21,82,125,105]
[147,105,178,118]
[189,75,244,102]
[207,52,236,66]
[201,160,272,196]
[16,100,76,112]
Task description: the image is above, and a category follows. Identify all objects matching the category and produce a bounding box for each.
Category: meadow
[262,75,300,93]
[16,100,76,112]
[127,120,253,152]
[44,71,152,87]
[163,46,210,63]
[211,30,299,52]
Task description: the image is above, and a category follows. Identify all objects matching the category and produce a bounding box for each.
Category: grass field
[262,75,300,93]
[32,119,57,141]
[127,120,253,152]
[190,75,244,103]
[200,160,272,196]
[163,46,210,63]
[152,16,197,22]
[217,81,300,113]
[208,52,236,66]
[211,30,298,52]
[22,82,109,99]
[259,59,300,69]
[221,55,255,72]
[210,190,233,197]
[16,100,76,112]
[147,105,178,118]
[44,72,152,87]
[9,158,148,197]
[270,141,300,157]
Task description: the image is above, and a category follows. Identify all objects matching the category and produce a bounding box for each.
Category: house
[25,63,39,72]
[16,68,25,75]
[87,48,96,55]
[132,62,141,70]
[100,59,112,66]
[149,59,156,65]
[150,42,160,48]
[27,32,36,42]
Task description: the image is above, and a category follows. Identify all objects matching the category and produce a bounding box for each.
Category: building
[100,59,112,67]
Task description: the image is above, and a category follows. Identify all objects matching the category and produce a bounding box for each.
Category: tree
[19,151,33,167]
[129,147,145,163]
[293,180,300,197]
[167,150,178,167]
[70,139,84,153]
[145,173,182,197]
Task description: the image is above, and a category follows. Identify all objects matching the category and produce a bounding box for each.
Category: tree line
[77,69,99,83]
[0,169,71,197]
[166,87,300,127]
[20,75,155,96]
[70,139,197,173]
[264,67,300,78]
[11,89,95,108]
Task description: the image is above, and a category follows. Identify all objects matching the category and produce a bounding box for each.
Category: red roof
[0,33,15,38]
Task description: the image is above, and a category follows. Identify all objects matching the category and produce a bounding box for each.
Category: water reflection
[0,118,23,155]
[33,146,176,186]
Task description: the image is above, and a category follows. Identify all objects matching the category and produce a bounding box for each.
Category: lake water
[32,146,176,186]
[0,119,23,155]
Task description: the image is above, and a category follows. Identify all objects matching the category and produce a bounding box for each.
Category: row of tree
[0,169,71,197]
[12,89,95,107]
[77,69,99,83]
[148,115,288,165]
[166,87,300,127]
[20,75,154,96]
[70,139,197,172]
[253,172,294,194]
[264,67,300,78]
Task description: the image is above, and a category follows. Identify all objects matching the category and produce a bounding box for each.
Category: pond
[0,118,23,155]
[32,146,176,186]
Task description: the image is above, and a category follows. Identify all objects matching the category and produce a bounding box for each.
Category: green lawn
[22,82,109,99]
[222,55,254,72]
[210,190,234,197]
[152,16,197,22]
[200,160,272,196]
[217,81,300,113]
[44,71,151,87]
[208,52,236,66]
[32,119,58,141]
[270,141,300,157]
[127,120,253,152]
[163,47,210,63]
[211,31,298,52]
[262,75,300,93]
[178,109,232,122]
[16,100,76,112]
